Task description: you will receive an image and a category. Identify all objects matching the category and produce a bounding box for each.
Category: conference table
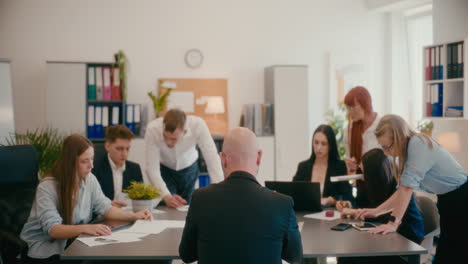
[62,207,427,263]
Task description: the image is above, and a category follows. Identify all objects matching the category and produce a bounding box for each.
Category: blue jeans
[160,161,199,204]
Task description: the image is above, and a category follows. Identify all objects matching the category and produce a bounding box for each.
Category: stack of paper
[304,210,341,221]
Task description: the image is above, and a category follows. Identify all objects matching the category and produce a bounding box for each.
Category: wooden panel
[159,78,228,136]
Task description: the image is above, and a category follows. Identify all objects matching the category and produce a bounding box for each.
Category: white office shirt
[144,115,223,197]
[344,114,381,159]
[108,154,126,201]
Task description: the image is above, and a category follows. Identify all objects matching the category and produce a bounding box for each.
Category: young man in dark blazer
[92,125,143,208]
[179,127,303,264]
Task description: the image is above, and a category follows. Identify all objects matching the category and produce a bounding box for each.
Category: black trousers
[160,161,199,204]
[434,180,468,264]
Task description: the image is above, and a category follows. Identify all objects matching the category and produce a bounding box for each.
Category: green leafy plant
[3,127,67,178]
[124,181,161,200]
[417,119,434,133]
[114,50,128,100]
[325,102,347,160]
[148,80,172,115]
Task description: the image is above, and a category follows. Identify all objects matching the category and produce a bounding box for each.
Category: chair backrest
[0,145,39,263]
[415,195,439,236]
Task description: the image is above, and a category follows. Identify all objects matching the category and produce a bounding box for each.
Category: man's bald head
[221,127,262,178]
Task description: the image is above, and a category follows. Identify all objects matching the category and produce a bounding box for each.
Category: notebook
[265,181,322,212]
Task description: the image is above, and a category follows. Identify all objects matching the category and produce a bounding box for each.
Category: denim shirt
[20,173,112,259]
[401,136,468,194]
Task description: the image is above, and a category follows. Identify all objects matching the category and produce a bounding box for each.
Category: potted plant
[325,102,348,160]
[3,127,67,179]
[417,119,434,137]
[123,181,161,212]
[147,80,175,118]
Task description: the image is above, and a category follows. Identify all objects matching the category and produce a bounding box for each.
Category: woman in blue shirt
[21,134,152,263]
[338,148,424,264]
[356,114,468,264]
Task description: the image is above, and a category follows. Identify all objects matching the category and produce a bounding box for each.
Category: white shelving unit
[422,38,467,119]
[265,65,310,181]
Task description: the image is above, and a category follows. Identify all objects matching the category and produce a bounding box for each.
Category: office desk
[62,208,427,263]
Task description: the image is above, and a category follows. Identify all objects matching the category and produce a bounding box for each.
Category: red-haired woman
[339,86,381,208]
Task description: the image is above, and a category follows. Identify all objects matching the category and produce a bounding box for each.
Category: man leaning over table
[144,108,224,208]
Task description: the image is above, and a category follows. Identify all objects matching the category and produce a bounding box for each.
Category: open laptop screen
[265,181,322,212]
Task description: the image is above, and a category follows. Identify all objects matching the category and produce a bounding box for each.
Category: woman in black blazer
[293,125,353,207]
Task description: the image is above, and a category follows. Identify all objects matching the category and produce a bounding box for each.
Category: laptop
[264,181,322,212]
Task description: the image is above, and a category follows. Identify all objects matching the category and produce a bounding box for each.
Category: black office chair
[0,145,39,264]
[415,194,440,264]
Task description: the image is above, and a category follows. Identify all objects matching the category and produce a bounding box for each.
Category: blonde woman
[356,115,468,264]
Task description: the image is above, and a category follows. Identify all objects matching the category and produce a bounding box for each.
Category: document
[330,174,363,182]
[123,220,186,234]
[76,232,147,247]
[167,91,194,113]
[176,205,190,212]
[304,210,341,221]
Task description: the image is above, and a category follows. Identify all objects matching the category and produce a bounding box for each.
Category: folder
[95,67,103,100]
[125,104,134,133]
[438,46,443,80]
[453,43,458,79]
[111,105,120,126]
[431,47,435,80]
[448,44,453,79]
[425,85,432,117]
[87,66,96,100]
[87,105,96,138]
[95,105,103,138]
[428,47,432,80]
[458,43,463,78]
[425,48,430,81]
[102,66,112,101]
[102,106,109,138]
[134,104,141,136]
[111,66,122,100]
[254,104,263,136]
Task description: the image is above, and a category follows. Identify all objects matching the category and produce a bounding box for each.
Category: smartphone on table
[331,223,352,231]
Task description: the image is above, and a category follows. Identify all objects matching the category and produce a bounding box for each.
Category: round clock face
[185,49,203,69]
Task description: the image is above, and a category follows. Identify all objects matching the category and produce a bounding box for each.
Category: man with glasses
[145,108,223,208]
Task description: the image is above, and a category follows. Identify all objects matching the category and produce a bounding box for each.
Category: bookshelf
[46,61,140,141]
[423,38,467,119]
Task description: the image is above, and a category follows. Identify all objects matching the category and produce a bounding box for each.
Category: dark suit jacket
[292,158,353,201]
[92,155,144,200]
[179,171,303,264]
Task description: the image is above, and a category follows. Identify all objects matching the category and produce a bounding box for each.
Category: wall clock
[184,49,203,69]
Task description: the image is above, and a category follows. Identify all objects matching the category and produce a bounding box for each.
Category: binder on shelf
[87,66,96,100]
[102,106,109,137]
[111,66,121,100]
[425,84,432,117]
[448,44,453,79]
[431,47,436,80]
[95,67,103,100]
[111,105,120,126]
[134,104,141,136]
[427,48,432,80]
[431,83,443,117]
[95,105,103,138]
[438,46,443,80]
[458,43,463,78]
[254,104,263,136]
[102,66,112,101]
[125,104,134,133]
[87,105,96,138]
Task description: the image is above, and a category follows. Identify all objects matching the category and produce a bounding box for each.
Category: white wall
[432,0,468,170]
[0,0,388,147]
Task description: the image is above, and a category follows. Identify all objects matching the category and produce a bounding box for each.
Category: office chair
[0,145,39,264]
[415,194,440,264]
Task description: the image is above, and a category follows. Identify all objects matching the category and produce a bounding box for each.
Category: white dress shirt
[344,114,381,159]
[144,115,223,197]
[108,154,126,201]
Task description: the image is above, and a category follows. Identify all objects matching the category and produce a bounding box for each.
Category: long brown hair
[51,134,93,225]
[374,115,433,183]
[344,86,373,163]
